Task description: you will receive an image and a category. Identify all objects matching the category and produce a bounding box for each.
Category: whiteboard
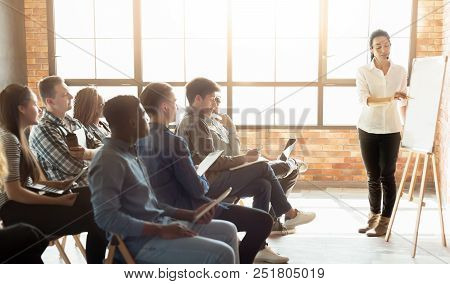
[401,56,447,153]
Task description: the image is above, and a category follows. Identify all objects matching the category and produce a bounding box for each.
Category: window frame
[47,0,418,129]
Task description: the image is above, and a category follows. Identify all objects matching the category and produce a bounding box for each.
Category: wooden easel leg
[386,151,412,242]
[431,154,447,247]
[408,153,420,201]
[412,154,429,258]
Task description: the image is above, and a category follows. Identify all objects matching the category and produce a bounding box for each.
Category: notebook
[192,187,232,223]
[196,150,224,176]
[229,160,266,171]
[230,139,297,170]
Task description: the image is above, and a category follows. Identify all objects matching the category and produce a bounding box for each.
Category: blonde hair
[0,141,8,189]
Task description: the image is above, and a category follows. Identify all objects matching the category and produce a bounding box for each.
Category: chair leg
[105,245,117,264]
[117,236,136,264]
[60,235,67,250]
[73,234,87,261]
[54,238,71,264]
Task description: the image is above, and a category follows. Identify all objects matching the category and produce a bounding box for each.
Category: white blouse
[356,60,408,134]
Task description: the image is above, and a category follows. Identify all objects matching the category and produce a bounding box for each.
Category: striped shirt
[0,128,33,209]
[29,110,101,187]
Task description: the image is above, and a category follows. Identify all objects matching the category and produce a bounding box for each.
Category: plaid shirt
[29,110,101,186]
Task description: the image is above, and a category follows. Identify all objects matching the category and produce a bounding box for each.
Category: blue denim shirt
[88,137,176,238]
[137,123,215,211]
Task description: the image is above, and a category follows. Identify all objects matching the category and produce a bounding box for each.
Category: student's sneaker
[270,219,296,236]
[254,246,289,264]
[284,209,316,229]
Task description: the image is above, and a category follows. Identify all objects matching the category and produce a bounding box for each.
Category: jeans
[208,162,292,217]
[358,129,401,217]
[268,159,299,218]
[125,219,238,264]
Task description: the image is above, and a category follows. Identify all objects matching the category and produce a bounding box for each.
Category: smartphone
[65,133,79,148]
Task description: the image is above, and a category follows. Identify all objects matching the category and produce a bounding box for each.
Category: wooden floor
[42,184,450,264]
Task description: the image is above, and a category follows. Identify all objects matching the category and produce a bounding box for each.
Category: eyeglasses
[214,97,222,104]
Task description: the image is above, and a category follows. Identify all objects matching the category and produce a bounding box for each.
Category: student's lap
[123,218,236,255]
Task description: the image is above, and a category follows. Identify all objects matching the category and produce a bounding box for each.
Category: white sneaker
[254,246,289,264]
[270,220,296,236]
[284,209,316,229]
[296,159,308,174]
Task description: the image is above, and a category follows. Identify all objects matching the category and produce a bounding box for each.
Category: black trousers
[0,223,49,264]
[0,188,108,263]
[216,204,272,264]
[358,129,401,217]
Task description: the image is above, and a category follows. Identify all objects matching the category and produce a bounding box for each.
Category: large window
[50,0,416,127]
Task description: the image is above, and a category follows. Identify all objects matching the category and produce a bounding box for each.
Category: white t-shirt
[356,60,408,134]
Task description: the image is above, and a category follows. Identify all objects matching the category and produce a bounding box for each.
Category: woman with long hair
[73,87,110,142]
[0,84,107,263]
[356,30,409,237]
[1,141,48,264]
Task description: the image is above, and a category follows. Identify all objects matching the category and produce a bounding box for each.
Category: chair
[49,234,86,264]
[105,234,135,264]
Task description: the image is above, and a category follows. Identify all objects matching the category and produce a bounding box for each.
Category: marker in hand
[394,92,413,100]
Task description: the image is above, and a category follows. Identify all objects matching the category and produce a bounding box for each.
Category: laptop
[196,150,224,176]
[279,138,297,161]
[28,166,88,195]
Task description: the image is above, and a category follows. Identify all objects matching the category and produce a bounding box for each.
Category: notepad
[229,160,266,171]
[196,150,224,176]
[192,187,232,223]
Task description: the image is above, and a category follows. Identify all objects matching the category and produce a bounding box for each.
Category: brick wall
[24,0,49,93]
[23,0,448,191]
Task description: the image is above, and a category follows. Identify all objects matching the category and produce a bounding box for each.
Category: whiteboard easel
[385,56,448,258]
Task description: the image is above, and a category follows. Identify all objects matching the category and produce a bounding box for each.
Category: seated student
[29,76,102,187]
[0,84,108,263]
[88,95,239,264]
[207,94,309,233]
[0,141,48,264]
[176,77,316,230]
[0,223,49,264]
[136,83,287,263]
[74,87,111,142]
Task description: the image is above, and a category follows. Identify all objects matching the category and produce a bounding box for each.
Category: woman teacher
[356,29,409,237]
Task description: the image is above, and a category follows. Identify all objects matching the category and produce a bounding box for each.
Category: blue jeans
[208,162,292,217]
[125,219,239,264]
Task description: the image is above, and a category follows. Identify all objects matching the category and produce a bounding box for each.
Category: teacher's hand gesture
[394,92,408,100]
